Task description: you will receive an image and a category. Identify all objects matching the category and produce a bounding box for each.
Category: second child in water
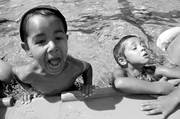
[112,35,180,95]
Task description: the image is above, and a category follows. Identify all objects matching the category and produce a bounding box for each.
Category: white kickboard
[1,87,180,119]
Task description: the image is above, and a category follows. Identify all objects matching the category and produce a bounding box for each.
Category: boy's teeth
[50,61,58,66]
[49,59,60,66]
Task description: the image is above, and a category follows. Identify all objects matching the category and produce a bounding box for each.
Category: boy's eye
[35,39,46,45]
[132,47,136,50]
[131,46,137,50]
[140,42,146,47]
[55,37,62,40]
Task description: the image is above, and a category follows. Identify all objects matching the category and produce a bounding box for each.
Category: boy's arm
[81,62,93,86]
[114,77,174,95]
[112,66,125,79]
[155,65,180,78]
[112,67,173,95]
[166,86,180,106]
[0,60,14,83]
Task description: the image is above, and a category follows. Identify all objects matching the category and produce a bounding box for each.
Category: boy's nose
[47,41,58,53]
[139,46,145,51]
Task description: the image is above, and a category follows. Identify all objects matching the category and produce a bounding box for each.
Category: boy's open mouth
[142,52,149,58]
[48,58,61,68]
[46,57,64,74]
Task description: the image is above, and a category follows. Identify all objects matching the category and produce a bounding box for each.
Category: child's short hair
[113,35,138,66]
[20,5,67,43]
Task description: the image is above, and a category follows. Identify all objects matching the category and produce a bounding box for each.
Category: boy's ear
[21,42,33,57]
[117,56,127,66]
[66,34,69,40]
[21,42,28,50]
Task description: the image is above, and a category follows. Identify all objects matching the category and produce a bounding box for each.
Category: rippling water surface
[0,0,180,86]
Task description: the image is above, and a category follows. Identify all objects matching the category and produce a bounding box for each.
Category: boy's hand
[21,93,39,104]
[156,80,175,95]
[141,94,178,119]
[167,79,180,86]
[159,76,180,86]
[81,84,94,98]
[159,76,168,82]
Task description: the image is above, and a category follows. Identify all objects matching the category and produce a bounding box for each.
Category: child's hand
[159,76,180,86]
[156,81,175,94]
[159,76,168,82]
[21,93,39,104]
[81,84,94,98]
[141,94,179,119]
[167,79,180,86]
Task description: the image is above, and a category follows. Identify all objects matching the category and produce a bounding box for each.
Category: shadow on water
[69,0,180,42]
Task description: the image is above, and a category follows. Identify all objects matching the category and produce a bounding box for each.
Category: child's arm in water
[113,67,175,95]
[155,65,180,86]
[155,65,180,78]
[81,62,93,97]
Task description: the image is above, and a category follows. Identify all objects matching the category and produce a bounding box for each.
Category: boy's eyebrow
[128,40,136,46]
[35,33,45,38]
[32,33,45,42]
[54,30,65,34]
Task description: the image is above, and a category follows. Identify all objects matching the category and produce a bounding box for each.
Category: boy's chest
[127,66,158,82]
[30,66,82,94]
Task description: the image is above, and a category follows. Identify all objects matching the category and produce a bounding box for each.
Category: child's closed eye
[131,46,137,50]
[35,39,46,45]
[140,41,147,48]
[55,37,62,41]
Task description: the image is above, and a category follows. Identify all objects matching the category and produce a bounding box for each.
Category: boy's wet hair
[20,5,67,43]
[113,35,138,66]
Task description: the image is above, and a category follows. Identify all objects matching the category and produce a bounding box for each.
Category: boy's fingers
[168,79,180,86]
[22,95,27,104]
[141,104,156,111]
[145,108,161,115]
[21,94,34,105]
[24,95,29,104]
[141,101,155,106]
[159,77,168,82]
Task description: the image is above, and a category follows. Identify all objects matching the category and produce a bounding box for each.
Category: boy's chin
[140,59,150,65]
[45,63,65,75]
[46,69,62,75]
[143,60,150,65]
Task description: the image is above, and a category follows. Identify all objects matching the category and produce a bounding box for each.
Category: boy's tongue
[48,58,61,66]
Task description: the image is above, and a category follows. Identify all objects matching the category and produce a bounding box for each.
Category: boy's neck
[125,63,144,77]
[31,59,68,78]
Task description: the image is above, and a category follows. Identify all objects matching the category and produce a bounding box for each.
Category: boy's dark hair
[113,35,138,66]
[20,5,67,43]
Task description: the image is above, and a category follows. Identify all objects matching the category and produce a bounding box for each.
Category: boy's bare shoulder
[0,60,14,82]
[66,55,89,70]
[113,65,126,78]
[12,61,38,83]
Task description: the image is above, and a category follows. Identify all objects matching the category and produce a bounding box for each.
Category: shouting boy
[0,5,92,101]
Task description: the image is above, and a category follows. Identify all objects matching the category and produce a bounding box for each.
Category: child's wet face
[123,37,150,65]
[26,15,68,75]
